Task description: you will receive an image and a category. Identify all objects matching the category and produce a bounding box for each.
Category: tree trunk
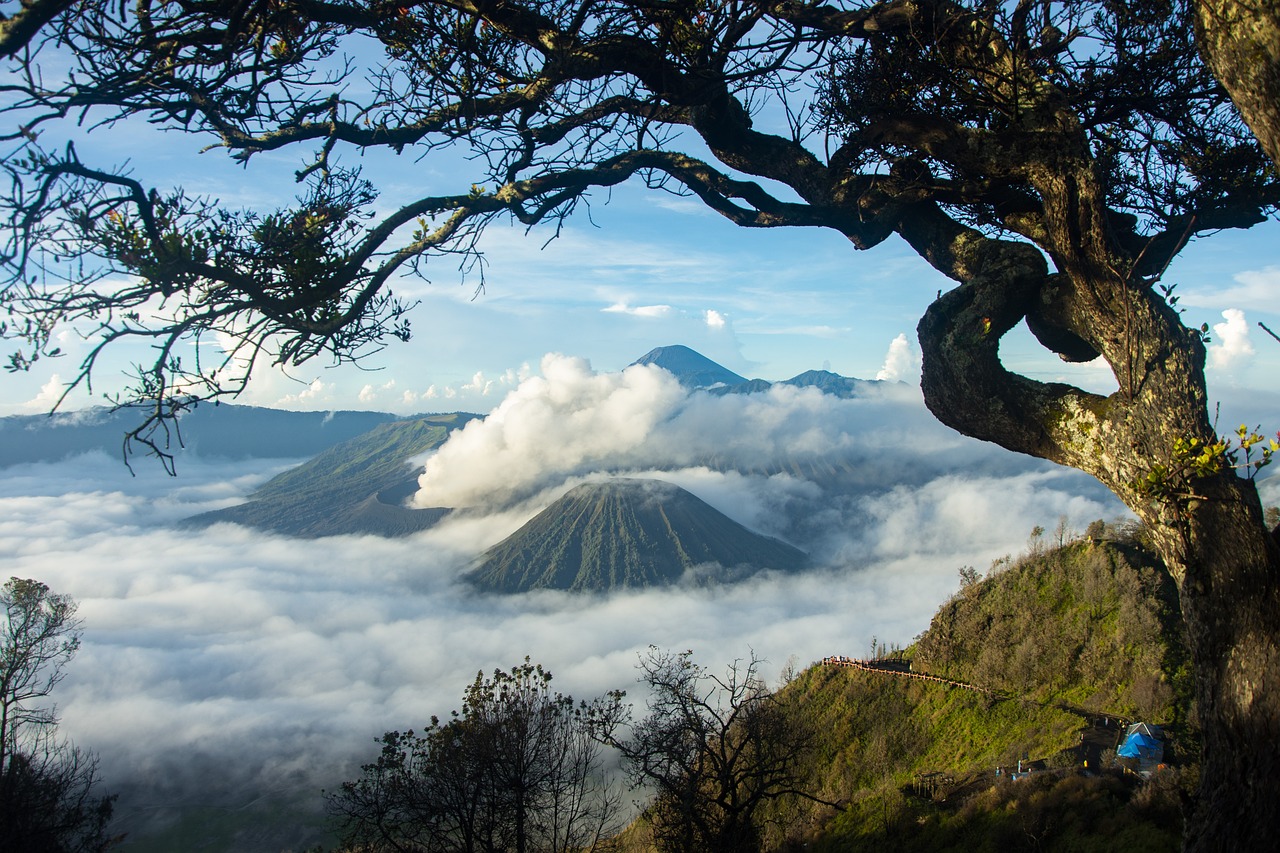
[1175,484,1280,852]
[1195,0,1280,167]
[912,219,1280,853]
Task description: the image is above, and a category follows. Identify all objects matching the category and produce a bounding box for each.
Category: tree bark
[1196,0,1280,167]
[0,0,77,58]
[1177,483,1280,853]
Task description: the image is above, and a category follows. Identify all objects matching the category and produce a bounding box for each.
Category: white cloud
[875,333,920,382]
[388,368,527,412]
[458,369,526,398]
[1210,309,1256,370]
[20,374,70,412]
[462,371,494,395]
[1,445,1121,831]
[414,354,689,508]
[272,377,332,408]
[359,379,400,405]
[705,309,727,329]
[602,302,674,318]
[1182,265,1280,308]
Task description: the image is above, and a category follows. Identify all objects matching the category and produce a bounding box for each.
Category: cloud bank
[21,355,1247,848]
[409,354,1106,564]
[414,353,1023,510]
[4,449,1123,835]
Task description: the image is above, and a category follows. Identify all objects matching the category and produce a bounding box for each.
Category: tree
[0,577,117,852]
[327,659,622,853]
[1195,1,1280,166]
[3,2,1280,849]
[0,0,78,59]
[598,648,822,853]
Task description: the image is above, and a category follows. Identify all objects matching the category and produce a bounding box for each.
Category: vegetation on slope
[317,525,1192,853]
[914,533,1191,722]
[761,525,1193,852]
[810,770,1186,853]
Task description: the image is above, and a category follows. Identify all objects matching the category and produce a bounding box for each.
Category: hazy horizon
[4,352,1279,849]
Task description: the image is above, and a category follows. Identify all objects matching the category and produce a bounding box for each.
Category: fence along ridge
[820,655,1003,696]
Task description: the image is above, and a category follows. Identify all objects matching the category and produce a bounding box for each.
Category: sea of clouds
[4,355,1277,849]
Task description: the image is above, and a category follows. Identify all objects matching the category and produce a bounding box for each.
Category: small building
[1118,722,1165,776]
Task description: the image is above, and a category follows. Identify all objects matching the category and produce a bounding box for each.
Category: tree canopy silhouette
[1,578,117,853]
[328,659,621,853]
[3,2,1280,850]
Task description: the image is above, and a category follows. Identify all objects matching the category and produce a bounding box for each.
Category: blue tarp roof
[1119,724,1164,761]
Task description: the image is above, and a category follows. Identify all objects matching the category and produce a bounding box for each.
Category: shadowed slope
[187,413,476,537]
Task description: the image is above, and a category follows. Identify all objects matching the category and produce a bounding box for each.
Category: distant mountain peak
[630,345,748,389]
[779,369,882,396]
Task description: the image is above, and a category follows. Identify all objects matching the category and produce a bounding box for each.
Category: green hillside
[764,532,1193,853]
[912,538,1190,719]
[186,412,477,537]
[466,478,809,592]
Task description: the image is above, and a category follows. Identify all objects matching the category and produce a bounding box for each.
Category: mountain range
[11,346,882,592]
[0,403,398,468]
[631,344,887,398]
[175,345,890,542]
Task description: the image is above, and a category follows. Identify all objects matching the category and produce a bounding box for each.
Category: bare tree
[4,3,1280,848]
[328,659,623,853]
[599,648,822,853]
[1,577,79,758]
[0,577,117,852]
